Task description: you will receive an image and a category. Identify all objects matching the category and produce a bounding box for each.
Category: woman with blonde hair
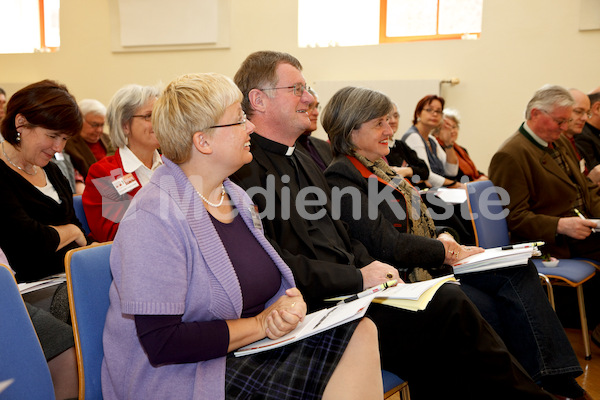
[101,73,382,399]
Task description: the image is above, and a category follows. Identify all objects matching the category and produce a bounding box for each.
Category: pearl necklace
[196,184,226,207]
[1,141,38,176]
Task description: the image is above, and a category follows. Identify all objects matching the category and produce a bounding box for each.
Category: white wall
[1,0,599,173]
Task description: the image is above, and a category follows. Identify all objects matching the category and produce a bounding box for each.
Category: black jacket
[231,134,373,309]
[324,155,445,278]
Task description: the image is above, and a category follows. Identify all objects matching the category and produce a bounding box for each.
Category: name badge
[111,173,140,195]
[249,205,262,230]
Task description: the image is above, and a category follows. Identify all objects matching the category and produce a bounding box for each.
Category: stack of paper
[17,273,66,294]
[452,247,533,274]
[431,188,467,204]
[371,275,458,311]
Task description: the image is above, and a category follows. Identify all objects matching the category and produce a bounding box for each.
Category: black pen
[336,280,398,305]
[313,307,337,329]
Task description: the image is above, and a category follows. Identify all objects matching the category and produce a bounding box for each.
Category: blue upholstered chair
[465,180,596,360]
[0,264,56,399]
[73,194,91,235]
[383,369,410,399]
[65,243,113,400]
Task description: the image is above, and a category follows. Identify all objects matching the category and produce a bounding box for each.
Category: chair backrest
[73,194,91,235]
[65,243,113,400]
[465,180,511,248]
[0,264,56,399]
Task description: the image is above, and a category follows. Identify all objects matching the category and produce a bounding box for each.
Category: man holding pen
[490,84,600,352]
[490,84,600,262]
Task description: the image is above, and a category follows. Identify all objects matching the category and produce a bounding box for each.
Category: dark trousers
[367,284,555,400]
[459,262,581,381]
[554,234,600,328]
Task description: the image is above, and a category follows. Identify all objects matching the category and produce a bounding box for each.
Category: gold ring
[290,302,296,308]
[386,272,394,279]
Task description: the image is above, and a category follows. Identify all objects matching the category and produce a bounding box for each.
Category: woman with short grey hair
[82,84,162,242]
[323,85,587,400]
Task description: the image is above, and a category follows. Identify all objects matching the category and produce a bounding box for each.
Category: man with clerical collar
[490,84,600,261]
[231,50,557,400]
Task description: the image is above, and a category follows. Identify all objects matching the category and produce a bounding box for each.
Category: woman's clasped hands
[260,288,307,339]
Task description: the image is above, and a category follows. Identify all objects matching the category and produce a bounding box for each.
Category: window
[0,0,60,54]
[298,0,482,48]
[381,0,483,43]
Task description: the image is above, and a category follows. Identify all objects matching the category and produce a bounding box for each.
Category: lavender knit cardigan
[101,158,295,400]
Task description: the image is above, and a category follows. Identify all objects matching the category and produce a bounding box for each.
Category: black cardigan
[386,139,430,182]
[0,160,84,282]
[324,155,445,277]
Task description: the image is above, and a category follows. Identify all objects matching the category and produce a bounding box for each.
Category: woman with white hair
[64,98,115,179]
[82,84,162,242]
[433,108,488,182]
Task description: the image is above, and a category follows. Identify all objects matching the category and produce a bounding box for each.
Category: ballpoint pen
[501,241,545,250]
[336,280,398,305]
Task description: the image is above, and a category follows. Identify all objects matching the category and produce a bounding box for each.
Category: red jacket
[82,149,142,242]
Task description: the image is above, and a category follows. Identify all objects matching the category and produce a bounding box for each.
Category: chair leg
[576,285,592,360]
[539,274,555,310]
[400,382,411,400]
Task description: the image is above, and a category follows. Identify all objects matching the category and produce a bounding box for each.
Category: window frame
[379,0,481,44]
[39,0,59,52]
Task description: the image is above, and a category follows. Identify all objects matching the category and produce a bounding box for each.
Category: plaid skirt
[225,320,359,399]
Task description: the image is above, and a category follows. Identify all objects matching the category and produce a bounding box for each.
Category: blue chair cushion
[532,259,597,285]
[382,369,404,393]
